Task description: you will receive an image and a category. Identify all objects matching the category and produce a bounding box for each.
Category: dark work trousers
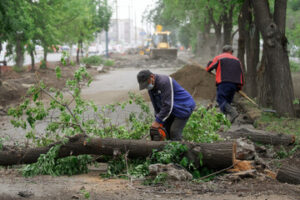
[217,82,238,113]
[164,114,189,141]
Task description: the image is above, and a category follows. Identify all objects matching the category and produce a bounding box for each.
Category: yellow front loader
[139,38,153,55]
[150,25,177,59]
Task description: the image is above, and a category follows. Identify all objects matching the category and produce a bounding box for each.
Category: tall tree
[4,0,34,68]
[252,0,295,116]
[238,0,259,98]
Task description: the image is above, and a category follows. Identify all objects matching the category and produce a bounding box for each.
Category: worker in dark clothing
[206,45,244,123]
[137,70,196,141]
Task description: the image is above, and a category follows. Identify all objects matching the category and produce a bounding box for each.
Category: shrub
[22,145,93,177]
[183,106,230,143]
[81,56,103,66]
[103,59,114,66]
[40,60,47,69]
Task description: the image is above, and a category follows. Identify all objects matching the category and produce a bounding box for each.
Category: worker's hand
[151,121,160,128]
[237,85,242,91]
[206,61,212,67]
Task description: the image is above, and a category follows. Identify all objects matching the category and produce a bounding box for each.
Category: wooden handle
[238,90,258,107]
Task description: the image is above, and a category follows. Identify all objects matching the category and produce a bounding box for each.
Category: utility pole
[105,0,109,58]
[135,11,137,45]
[128,0,131,44]
[115,0,119,43]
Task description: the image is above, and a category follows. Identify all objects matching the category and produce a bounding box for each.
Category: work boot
[224,103,239,123]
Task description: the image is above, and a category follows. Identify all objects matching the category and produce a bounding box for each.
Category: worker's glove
[206,61,212,67]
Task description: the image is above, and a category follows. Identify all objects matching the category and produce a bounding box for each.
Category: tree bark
[252,0,295,116]
[208,9,222,54]
[197,17,211,58]
[276,164,300,185]
[237,0,248,72]
[76,41,80,64]
[0,135,236,170]
[220,128,295,145]
[245,3,259,98]
[43,46,48,63]
[30,49,35,72]
[257,51,272,107]
[15,38,24,68]
[222,4,234,45]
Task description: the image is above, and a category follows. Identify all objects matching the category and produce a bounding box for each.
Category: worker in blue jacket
[137,69,196,141]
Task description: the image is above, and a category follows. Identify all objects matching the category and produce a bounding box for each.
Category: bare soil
[0,53,300,200]
[0,166,299,200]
[0,61,99,107]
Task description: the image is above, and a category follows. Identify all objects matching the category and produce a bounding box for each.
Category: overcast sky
[108,0,157,29]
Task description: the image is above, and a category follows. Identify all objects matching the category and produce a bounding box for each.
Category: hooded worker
[206,45,244,123]
[137,70,195,141]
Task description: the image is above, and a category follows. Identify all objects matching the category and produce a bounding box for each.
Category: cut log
[0,134,236,170]
[220,127,295,145]
[276,164,300,185]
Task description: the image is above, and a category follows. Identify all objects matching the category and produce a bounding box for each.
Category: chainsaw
[150,124,168,141]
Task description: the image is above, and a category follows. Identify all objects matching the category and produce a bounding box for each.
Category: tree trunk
[15,39,24,68]
[245,2,259,98]
[237,0,248,72]
[220,128,295,145]
[30,49,35,72]
[257,51,272,107]
[222,5,234,45]
[276,164,300,185]
[197,18,212,58]
[209,9,222,54]
[43,46,48,63]
[252,0,295,116]
[76,41,80,64]
[80,40,84,58]
[0,135,236,170]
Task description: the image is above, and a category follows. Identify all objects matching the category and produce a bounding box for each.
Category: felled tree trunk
[0,134,236,170]
[220,128,295,145]
[276,164,300,185]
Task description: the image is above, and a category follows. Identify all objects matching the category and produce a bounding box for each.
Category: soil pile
[171,64,216,100]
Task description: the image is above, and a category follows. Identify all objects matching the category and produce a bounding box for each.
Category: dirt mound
[0,80,25,106]
[171,64,216,101]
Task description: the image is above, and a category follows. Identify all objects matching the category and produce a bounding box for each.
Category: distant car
[88,46,99,54]
[35,45,43,52]
[60,45,70,51]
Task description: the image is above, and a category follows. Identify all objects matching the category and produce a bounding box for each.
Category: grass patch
[255,112,300,141]
[81,55,103,66]
[12,66,25,73]
[103,59,114,66]
[81,56,114,67]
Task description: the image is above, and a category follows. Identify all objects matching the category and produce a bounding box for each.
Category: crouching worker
[206,45,244,123]
[137,70,196,141]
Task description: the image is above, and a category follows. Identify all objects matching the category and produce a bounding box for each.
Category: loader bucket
[150,48,178,59]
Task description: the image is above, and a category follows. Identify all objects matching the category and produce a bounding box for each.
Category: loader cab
[152,31,171,49]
